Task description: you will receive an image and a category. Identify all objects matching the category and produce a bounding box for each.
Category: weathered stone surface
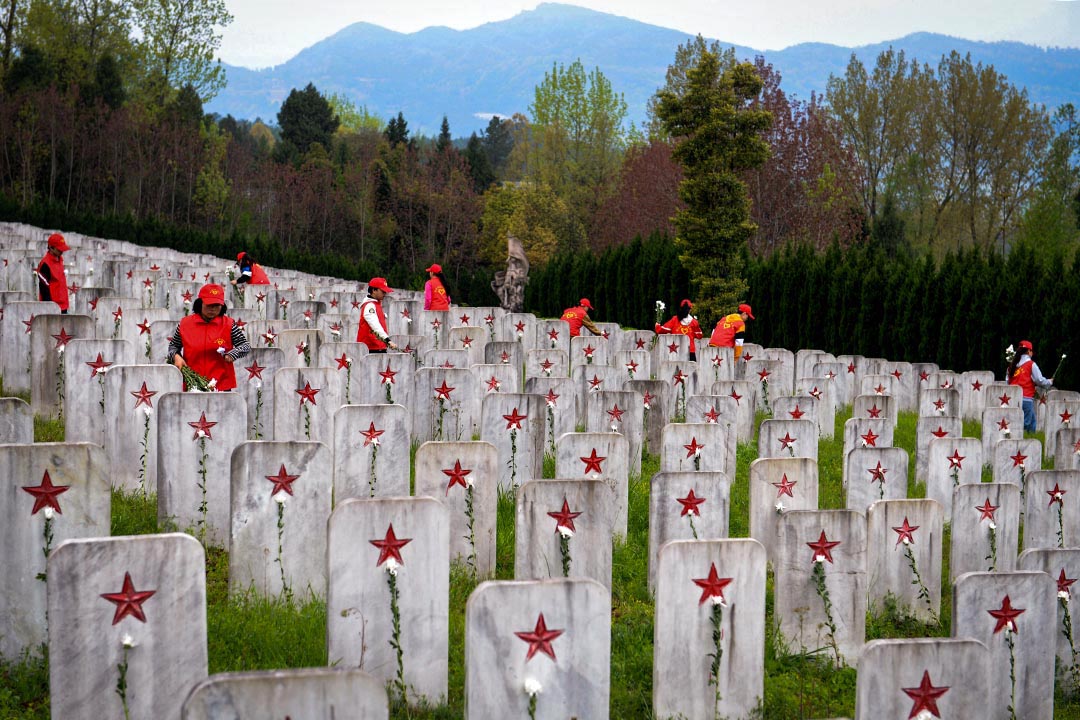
[748,458,819,563]
[555,432,630,536]
[333,404,411,501]
[660,422,733,477]
[796,377,835,439]
[471,362,522,396]
[413,367,480,443]
[584,390,642,478]
[0,300,56,392]
[625,379,668,452]
[647,471,731,592]
[271,367,344,444]
[845,447,910,511]
[980,407,1024,466]
[851,392,896,429]
[30,313,95,418]
[1045,400,1080,458]
[950,483,1021,582]
[103,364,184,493]
[63,338,136,445]
[525,349,569,380]
[0,397,32,443]
[696,345,736,385]
[524,377,577,454]
[866,499,944,622]
[960,370,996,421]
[1016,547,1080,680]
[710,380,757,444]
[925,437,982,517]
[992,438,1041,487]
[1023,469,1080,550]
[276,328,323,368]
[757,418,818,461]
[918,387,960,418]
[481,393,547,492]
[358,351,417,408]
[914,416,962,484]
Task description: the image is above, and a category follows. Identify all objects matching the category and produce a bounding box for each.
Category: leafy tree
[4,43,54,92]
[87,53,126,109]
[277,83,339,158]
[384,111,409,148]
[655,49,771,324]
[436,115,451,152]
[478,183,583,267]
[132,0,231,105]
[1,0,19,78]
[1016,103,1080,258]
[166,82,202,126]
[18,0,137,88]
[327,92,382,133]
[193,120,230,225]
[645,34,734,140]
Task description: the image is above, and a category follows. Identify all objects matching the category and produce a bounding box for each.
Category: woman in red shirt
[167,284,251,391]
[424,263,451,311]
[655,299,704,360]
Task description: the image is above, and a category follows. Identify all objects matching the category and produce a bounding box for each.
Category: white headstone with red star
[413,367,480,443]
[845,447,910,511]
[271,367,343,445]
[757,419,818,462]
[796,348,827,381]
[333,403,410,501]
[422,348,470,371]
[625,378,669,452]
[772,395,820,434]
[842,419,895,473]
[102,364,183,493]
[228,440,331,600]
[415,309,451,350]
[685,394,738,475]
[651,332,690,367]
[950,483,1021,582]
[447,326,487,366]
[181,668,388,719]
[925,437,983,517]
[30,313,95,418]
[326,497,449,704]
[647,472,731,592]
[951,570,1056,720]
[980,407,1025,466]
[231,347,284,440]
[797,376,835,440]
[709,380,757,444]
[748,457,819,562]
[881,361,916,411]
[315,311,355,346]
[657,360,701,422]
[914,416,962,484]
[93,296,147,341]
[414,440,498,578]
[697,345,736,385]
[571,365,623,426]
[918,386,960,418]
[569,335,611,372]
[743,357,783,413]
[525,349,569,381]
[1022,469,1080,550]
[0,300,56,393]
[47,533,207,720]
[535,319,570,356]
[524,377,577,451]
[275,328,322,369]
[852,391,897,429]
[834,354,865,407]
[497,312,537,349]
[358,350,417,408]
[0,443,110,660]
[660,422,734,477]
[484,339,524,371]
[992,438,1042,487]
[1045,400,1080,459]
[471,362,522,395]
[481,393,547,492]
[653,539,766,720]
[613,349,651,385]
[867,499,944,622]
[584,390,643,477]
[1016,547,1080,678]
[960,370,996,422]
[985,382,1022,412]
[464,578,610,720]
[763,346,796,397]
[63,338,136,446]
[1054,428,1080,471]
[554,432,630,536]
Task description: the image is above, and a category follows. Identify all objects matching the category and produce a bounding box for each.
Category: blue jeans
[1022,397,1036,432]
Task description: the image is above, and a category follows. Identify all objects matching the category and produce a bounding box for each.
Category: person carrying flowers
[168,283,250,391]
[655,299,704,360]
[1007,339,1054,432]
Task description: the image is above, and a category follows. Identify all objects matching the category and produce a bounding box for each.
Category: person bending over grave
[37,232,70,314]
[357,277,399,353]
[167,283,251,391]
[561,298,601,337]
[709,303,755,359]
[1007,339,1053,432]
[423,263,451,311]
[655,299,704,361]
[231,251,270,286]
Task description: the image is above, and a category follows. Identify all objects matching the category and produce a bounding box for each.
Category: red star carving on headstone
[548,328,559,342]
[625,360,639,375]
[809,386,823,400]
[126,270,133,279]
[335,354,351,370]
[484,314,495,325]
[1061,410,1074,424]
[873,384,886,395]
[867,404,882,418]
[778,432,797,451]
[772,474,796,498]
[244,360,266,381]
[893,517,919,546]
[988,594,1025,634]
[919,371,930,382]
[137,319,151,335]
[995,418,1010,433]
[667,341,678,354]
[607,404,624,423]
[711,356,723,368]
[757,368,771,382]
[902,670,949,719]
[295,342,308,356]
[22,314,34,334]
[514,321,526,334]
[643,391,655,408]
[729,389,742,405]
[1048,482,1066,507]
[741,353,753,363]
[266,464,300,496]
[400,308,410,319]
[587,375,603,391]
[499,351,511,364]
[548,497,582,533]
[515,613,563,662]
[112,307,123,321]
[86,353,113,378]
[327,322,340,334]
[142,278,153,289]
[296,382,319,406]
[973,498,999,523]
[932,399,946,412]
[684,437,705,458]
[302,310,313,321]
[946,449,964,470]
[459,313,470,325]
[182,290,194,303]
[676,489,706,516]
[360,422,384,447]
[582,344,596,358]
[634,338,646,350]
[860,428,879,447]
[1010,451,1027,468]
[693,563,733,606]
[503,407,527,430]
[379,363,397,385]
[430,318,442,331]
[544,389,559,407]
[22,469,70,515]
[601,330,610,340]
[998,393,1011,407]
[1058,568,1077,597]
[67,282,79,294]
[87,298,98,311]
[703,406,720,423]
[788,404,805,420]
[580,449,606,475]
[51,328,73,349]
[931,426,949,438]
[370,523,411,567]
[807,530,841,563]
[442,460,471,495]
[540,359,554,372]
[971,380,982,391]
[101,572,157,625]
[461,335,474,349]
[891,369,902,380]
[486,376,501,392]
[130,382,157,409]
[673,369,687,386]
[188,412,216,440]
[867,461,887,485]
[434,381,455,400]
[847,363,856,374]
[330,298,340,308]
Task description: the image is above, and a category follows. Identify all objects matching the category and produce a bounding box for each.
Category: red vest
[1009,361,1035,398]
[178,314,236,390]
[560,306,587,337]
[250,263,270,285]
[709,313,745,348]
[426,277,450,311]
[657,316,704,353]
[357,297,388,350]
[37,253,69,311]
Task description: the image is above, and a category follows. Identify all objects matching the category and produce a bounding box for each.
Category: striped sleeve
[226,323,251,360]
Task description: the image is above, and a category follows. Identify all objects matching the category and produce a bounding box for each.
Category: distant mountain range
[206,2,1080,136]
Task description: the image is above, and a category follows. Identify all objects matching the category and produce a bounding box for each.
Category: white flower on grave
[655,300,665,312]
[643,401,651,410]
[694,447,702,457]
[610,423,619,432]
[914,711,936,720]
[860,438,868,448]
[345,356,352,367]
[121,634,136,649]
[383,557,400,576]
[523,678,542,697]
[56,345,65,356]
[216,347,227,356]
[936,406,946,416]
[1004,621,1016,634]
[709,593,727,607]
[142,406,154,417]
[988,521,997,531]
[43,507,55,520]
[814,554,826,564]
[298,341,308,352]
[545,398,556,409]
[1002,428,1011,438]
[557,525,575,539]
[251,378,261,390]
[207,378,218,389]
[196,429,207,438]
[901,536,911,546]
[308,292,315,301]
[1060,590,1071,602]
[1054,490,1065,502]
[369,436,380,447]
[273,491,289,505]
[774,501,785,514]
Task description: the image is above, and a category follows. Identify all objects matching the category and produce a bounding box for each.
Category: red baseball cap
[680,299,693,309]
[425,263,442,274]
[579,298,594,310]
[47,233,70,252]
[198,283,226,304]
[236,252,246,261]
[739,303,755,320]
[1020,340,1033,351]
[369,277,393,293]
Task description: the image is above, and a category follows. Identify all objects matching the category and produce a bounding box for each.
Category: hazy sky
[219,0,1080,68]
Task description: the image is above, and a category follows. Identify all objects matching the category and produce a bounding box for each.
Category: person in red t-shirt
[167,284,251,391]
[1007,339,1053,431]
[424,263,451,311]
[37,233,70,313]
[709,303,755,359]
[655,299,704,360]
[560,298,601,337]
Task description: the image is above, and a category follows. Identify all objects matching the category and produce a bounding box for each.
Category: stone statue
[492,234,529,312]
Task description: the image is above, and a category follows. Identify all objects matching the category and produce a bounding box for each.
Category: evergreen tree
[277,83,339,158]
[482,116,515,177]
[384,112,409,148]
[464,133,495,192]
[436,115,452,152]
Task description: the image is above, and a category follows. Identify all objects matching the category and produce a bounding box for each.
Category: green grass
[4,402,1080,719]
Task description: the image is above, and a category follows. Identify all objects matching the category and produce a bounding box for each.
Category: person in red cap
[423,263,451,311]
[167,283,251,391]
[37,232,70,313]
[655,299,704,360]
[357,277,398,352]
[560,298,601,338]
[1007,339,1053,431]
[708,303,755,359]
[231,252,270,286]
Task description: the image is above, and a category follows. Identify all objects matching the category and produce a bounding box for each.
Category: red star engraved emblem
[582,344,596,358]
[672,369,687,386]
[711,356,723,368]
[360,422,384,447]
[634,338,646,350]
[1048,482,1066,507]
[902,670,949,719]
[486,376,501,392]
[499,351,511,364]
[809,386,823,400]
[580,448,606,475]
[188,412,217,440]
[729,389,742,405]
[625,360,639,375]
[430,318,442,331]
[703,406,720,423]
[931,426,949,438]
[330,298,340,308]
[998,393,1011,407]
[997,418,1010,432]
[676,489,706,516]
[873,384,886,395]
[266,464,300,496]
[52,328,74,349]
[867,404,882,418]
[67,282,79,294]
[302,310,313,321]
[946,449,964,470]
[335,354,351,370]
[327,322,340,334]
[772,474,796,498]
[893,517,919,546]
[86,353,113,378]
[547,328,559,342]
[87,299,98,311]
[515,613,563,662]
[130,382,157,409]
[667,341,678,354]
[847,363,856,374]
[607,404,624,424]
[548,497,582,533]
[484,314,495,325]
[1061,410,1074,424]
[137,319,151,335]
[778,432,797,451]
[684,437,705,458]
[788,404,805,420]
[1058,568,1077,597]
[891,369,903,380]
[295,342,308,356]
[514,321,526,334]
[461,335,474,349]
[742,353,753,363]
[975,498,999,522]
[349,299,359,309]
[296,382,319,406]
[861,429,879,447]
[1010,451,1027,468]
[807,530,841,564]
[540,359,554,373]
[459,313,470,325]
[442,460,471,495]
[245,360,266,380]
[971,380,982,391]
[867,461,887,485]
[182,290,194,303]
[434,381,455,400]
[503,407,527,430]
[757,368,771,382]
[370,524,411,567]
[100,572,156,625]
[126,270,133,279]
[401,308,410,320]
[142,278,153,289]
[643,391,655,407]
[379,363,397,385]
[601,330,610,340]
[22,469,70,515]
[919,371,930,382]
[22,314,34,334]
[587,375,603,391]
[544,389,559,407]
[932,399,946,412]
[693,563,733,606]
[988,594,1025,634]
[112,307,123,321]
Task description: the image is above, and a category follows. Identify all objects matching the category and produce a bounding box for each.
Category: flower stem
[465,485,477,576]
[558,533,571,577]
[986,524,998,571]
[368,443,379,498]
[276,501,292,604]
[1006,631,1018,720]
[811,561,841,666]
[902,543,932,611]
[387,571,406,706]
[196,437,208,543]
[116,645,131,720]
[35,516,53,583]
[252,387,263,440]
[508,429,518,491]
[688,513,699,540]
[138,413,151,499]
[708,603,724,719]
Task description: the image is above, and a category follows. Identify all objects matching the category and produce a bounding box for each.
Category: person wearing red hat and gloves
[560,298,601,337]
[231,252,270,286]
[709,303,755,359]
[1007,339,1053,432]
[357,277,399,352]
[655,299,704,360]
[37,233,71,313]
[423,263,451,311]
[167,283,251,391]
